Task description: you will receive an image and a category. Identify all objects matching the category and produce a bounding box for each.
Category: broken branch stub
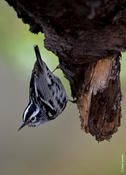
[77,55,121,141]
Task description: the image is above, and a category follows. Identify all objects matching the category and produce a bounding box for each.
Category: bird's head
[18,101,55,131]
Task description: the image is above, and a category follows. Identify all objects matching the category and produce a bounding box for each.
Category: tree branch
[5,0,125,141]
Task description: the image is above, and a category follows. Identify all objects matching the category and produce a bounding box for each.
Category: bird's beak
[18,122,26,131]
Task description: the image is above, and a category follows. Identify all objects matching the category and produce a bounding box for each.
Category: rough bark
[5,0,125,141]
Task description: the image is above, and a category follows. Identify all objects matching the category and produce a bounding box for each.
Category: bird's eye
[31,116,36,122]
[48,111,53,118]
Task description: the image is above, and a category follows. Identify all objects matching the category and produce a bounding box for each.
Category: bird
[18,45,68,131]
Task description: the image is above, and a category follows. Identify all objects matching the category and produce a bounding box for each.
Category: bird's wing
[34,73,55,110]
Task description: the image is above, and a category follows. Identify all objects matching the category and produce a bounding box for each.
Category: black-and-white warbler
[18,45,68,131]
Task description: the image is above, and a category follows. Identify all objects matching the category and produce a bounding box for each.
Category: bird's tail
[34,45,45,70]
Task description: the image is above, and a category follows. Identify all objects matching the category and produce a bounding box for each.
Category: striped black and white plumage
[18,45,68,131]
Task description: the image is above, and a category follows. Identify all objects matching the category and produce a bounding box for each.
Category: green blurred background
[1,1,126,175]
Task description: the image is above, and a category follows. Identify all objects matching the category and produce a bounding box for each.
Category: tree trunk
[5,0,125,141]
